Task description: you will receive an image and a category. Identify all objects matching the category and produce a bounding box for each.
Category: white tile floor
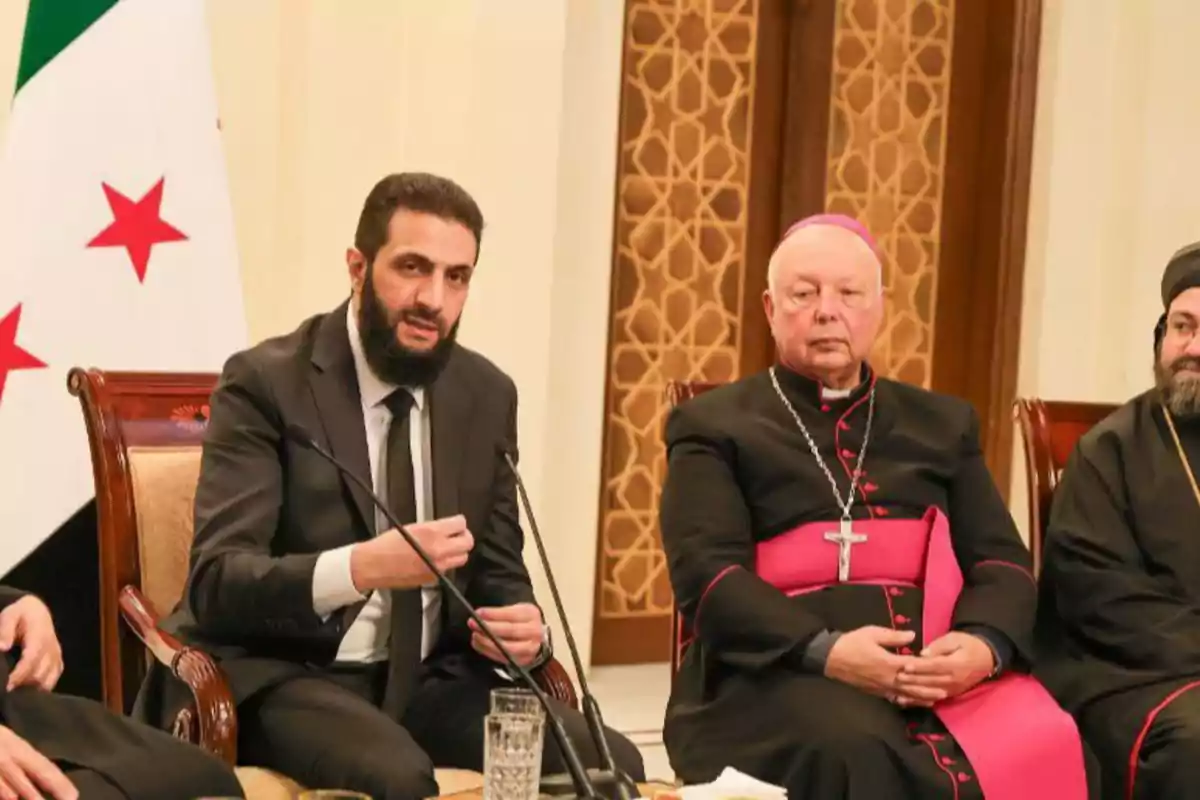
[588,663,674,783]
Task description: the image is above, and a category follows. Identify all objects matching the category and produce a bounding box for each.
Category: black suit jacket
[145,301,540,720]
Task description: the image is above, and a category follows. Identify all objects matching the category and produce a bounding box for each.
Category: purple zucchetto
[779,213,880,257]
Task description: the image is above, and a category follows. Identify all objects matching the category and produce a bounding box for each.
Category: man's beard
[1156,355,1200,418]
[358,270,459,387]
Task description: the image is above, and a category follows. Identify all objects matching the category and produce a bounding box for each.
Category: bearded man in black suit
[138,172,644,800]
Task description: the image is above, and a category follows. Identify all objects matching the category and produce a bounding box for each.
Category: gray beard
[1156,361,1200,417]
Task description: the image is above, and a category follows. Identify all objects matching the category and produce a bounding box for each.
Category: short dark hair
[354,172,485,265]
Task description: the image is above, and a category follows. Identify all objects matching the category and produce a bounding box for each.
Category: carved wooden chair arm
[118,586,576,761]
[117,586,238,765]
[534,657,578,709]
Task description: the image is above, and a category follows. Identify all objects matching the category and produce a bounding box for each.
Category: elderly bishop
[659,215,1096,799]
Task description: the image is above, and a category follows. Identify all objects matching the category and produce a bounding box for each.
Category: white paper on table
[675,767,787,800]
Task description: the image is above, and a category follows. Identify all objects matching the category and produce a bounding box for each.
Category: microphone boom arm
[504,451,637,800]
[288,426,598,800]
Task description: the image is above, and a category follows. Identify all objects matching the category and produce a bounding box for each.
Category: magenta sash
[756,508,1088,800]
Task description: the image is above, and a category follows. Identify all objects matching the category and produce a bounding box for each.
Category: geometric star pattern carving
[825,0,956,386]
[598,0,760,620]
[596,0,957,628]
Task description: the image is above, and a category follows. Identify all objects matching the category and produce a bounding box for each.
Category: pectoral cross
[824,519,867,582]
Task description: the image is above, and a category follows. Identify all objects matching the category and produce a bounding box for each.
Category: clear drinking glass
[483,712,545,800]
[490,687,543,719]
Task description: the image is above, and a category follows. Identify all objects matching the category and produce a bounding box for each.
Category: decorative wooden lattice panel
[825,0,956,387]
[595,0,761,635]
[592,0,958,660]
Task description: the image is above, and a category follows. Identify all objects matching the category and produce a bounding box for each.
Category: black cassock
[660,366,1091,800]
[0,588,243,799]
[1038,390,1200,799]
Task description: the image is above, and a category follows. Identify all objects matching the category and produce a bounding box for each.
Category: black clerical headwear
[1161,241,1200,309]
[1156,241,1200,352]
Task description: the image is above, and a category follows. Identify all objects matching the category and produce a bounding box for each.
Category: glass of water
[484,711,545,800]
[491,687,543,719]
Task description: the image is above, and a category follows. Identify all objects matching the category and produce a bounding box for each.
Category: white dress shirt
[310,303,442,663]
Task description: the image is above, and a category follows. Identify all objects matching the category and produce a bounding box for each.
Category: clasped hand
[468,603,545,667]
[824,627,994,707]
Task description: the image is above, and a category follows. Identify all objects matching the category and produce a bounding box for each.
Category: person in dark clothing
[1039,241,1200,800]
[138,172,643,800]
[661,214,1093,800]
[0,586,243,799]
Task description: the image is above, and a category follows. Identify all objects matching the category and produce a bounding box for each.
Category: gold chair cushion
[233,766,303,800]
[433,768,486,796]
[232,765,484,799]
[127,446,202,614]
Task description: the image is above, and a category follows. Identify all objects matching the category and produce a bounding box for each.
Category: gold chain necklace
[1162,403,1200,508]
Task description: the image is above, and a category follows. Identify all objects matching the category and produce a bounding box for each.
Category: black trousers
[1082,680,1200,800]
[3,686,245,800]
[66,769,127,800]
[237,660,646,800]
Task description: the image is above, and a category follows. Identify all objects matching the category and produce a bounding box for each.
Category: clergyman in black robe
[1038,241,1200,800]
[0,586,243,799]
[660,214,1093,800]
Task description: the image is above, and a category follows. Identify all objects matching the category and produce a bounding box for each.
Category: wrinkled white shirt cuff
[312,544,365,620]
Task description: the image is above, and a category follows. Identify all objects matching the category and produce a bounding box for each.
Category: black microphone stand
[504,451,639,800]
[286,426,599,800]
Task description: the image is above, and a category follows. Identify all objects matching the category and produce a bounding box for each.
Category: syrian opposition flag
[0,0,247,571]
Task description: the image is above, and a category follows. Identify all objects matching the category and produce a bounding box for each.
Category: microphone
[283,424,599,800]
[502,446,638,800]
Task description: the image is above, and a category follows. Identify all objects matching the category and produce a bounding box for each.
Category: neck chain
[1162,403,1200,509]
[769,366,876,520]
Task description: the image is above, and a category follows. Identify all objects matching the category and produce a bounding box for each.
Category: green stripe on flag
[14,0,118,94]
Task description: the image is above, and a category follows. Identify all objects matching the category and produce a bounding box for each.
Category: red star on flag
[86,177,188,282]
[0,304,47,407]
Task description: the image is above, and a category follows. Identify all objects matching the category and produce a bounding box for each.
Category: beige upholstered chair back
[126,446,203,616]
[67,369,219,714]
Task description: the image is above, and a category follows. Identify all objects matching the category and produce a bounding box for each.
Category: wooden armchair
[664,381,724,679]
[1013,398,1118,576]
[67,367,579,799]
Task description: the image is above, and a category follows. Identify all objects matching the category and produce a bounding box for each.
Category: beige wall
[0,1,623,676]
[1015,0,1200,535]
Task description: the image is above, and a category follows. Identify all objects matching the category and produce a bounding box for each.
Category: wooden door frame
[985,0,1044,498]
[932,0,1044,498]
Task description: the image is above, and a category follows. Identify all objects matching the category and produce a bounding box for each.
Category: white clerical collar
[818,366,867,400]
[820,385,853,400]
[346,301,425,411]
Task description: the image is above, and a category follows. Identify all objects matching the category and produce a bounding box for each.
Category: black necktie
[384,388,417,529]
[382,388,424,718]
